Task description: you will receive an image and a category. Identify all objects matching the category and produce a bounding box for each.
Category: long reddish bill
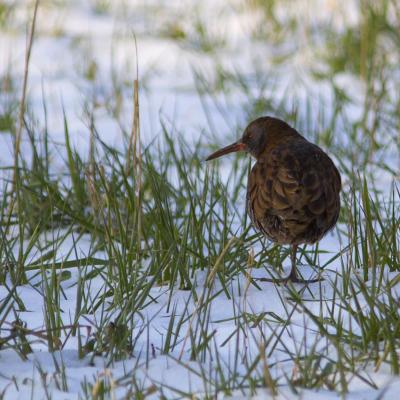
[206,142,246,161]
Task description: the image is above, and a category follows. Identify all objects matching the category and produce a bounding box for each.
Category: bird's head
[206,116,296,161]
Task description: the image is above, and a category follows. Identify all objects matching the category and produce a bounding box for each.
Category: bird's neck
[256,128,304,159]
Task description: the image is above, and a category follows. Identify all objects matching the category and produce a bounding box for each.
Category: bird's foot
[257,274,324,285]
[257,277,289,285]
[288,275,324,284]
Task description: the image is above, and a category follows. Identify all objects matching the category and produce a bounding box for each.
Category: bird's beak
[205,141,246,161]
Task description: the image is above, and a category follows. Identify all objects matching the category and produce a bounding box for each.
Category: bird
[206,116,341,283]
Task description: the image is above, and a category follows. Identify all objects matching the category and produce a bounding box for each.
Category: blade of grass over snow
[1,0,400,398]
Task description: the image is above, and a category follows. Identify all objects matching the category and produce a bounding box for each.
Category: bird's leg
[288,244,299,281]
[287,244,323,284]
[257,244,324,284]
[257,245,298,284]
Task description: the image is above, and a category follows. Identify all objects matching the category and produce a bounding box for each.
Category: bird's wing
[247,141,341,243]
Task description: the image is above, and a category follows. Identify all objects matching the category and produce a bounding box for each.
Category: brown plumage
[206,116,341,283]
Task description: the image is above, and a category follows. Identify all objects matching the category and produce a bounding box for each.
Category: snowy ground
[1,0,400,399]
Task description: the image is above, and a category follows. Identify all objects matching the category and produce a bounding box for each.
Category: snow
[1,0,400,398]
[2,261,400,398]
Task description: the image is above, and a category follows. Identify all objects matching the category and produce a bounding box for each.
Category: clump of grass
[90,0,111,15]
[0,1,15,28]
[248,0,297,45]
[324,0,399,81]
